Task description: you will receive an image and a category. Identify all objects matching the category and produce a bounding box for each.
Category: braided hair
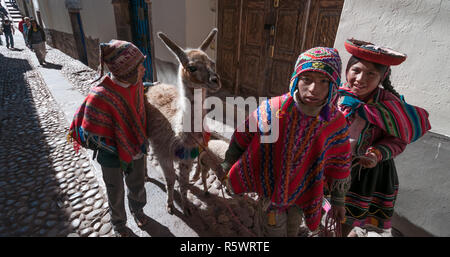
[346,56,401,99]
[378,68,401,99]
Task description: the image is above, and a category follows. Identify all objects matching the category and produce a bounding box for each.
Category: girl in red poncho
[220,47,352,236]
[338,39,431,236]
[68,40,151,237]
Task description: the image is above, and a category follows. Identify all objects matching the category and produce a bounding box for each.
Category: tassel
[329,176,351,193]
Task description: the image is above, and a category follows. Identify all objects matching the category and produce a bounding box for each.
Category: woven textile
[338,84,431,144]
[68,76,148,171]
[227,94,351,231]
[344,159,399,229]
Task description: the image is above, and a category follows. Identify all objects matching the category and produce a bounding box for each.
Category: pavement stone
[0,32,111,237]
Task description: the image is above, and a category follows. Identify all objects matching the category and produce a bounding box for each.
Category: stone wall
[85,35,99,70]
[45,29,78,60]
[45,29,99,70]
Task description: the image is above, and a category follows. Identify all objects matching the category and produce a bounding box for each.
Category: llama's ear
[199,28,218,52]
[158,32,189,66]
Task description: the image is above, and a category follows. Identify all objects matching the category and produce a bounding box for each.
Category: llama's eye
[187,66,197,73]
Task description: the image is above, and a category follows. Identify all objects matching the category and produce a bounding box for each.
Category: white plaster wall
[186,0,217,59]
[152,0,186,64]
[36,0,72,33]
[79,0,117,42]
[34,0,115,43]
[334,0,450,137]
[152,0,217,64]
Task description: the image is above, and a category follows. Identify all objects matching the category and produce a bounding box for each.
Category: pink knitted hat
[99,40,145,82]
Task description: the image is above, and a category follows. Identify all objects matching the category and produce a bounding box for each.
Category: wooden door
[217,0,241,94]
[217,0,344,98]
[237,0,270,97]
[266,0,344,96]
[266,0,308,96]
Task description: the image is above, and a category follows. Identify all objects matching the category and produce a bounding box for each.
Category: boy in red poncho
[68,40,150,237]
[220,47,352,236]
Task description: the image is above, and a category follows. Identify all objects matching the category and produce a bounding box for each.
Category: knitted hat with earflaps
[289,47,342,121]
[98,40,145,84]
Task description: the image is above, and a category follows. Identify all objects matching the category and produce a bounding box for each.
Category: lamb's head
[157,28,221,92]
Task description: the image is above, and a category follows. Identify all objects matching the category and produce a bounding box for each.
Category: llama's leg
[196,153,210,195]
[179,161,194,216]
[192,158,201,182]
[201,163,209,196]
[160,160,176,214]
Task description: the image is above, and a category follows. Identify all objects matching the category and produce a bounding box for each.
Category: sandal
[132,211,151,228]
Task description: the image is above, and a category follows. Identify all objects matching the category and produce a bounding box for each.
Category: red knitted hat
[344,38,407,66]
[100,40,145,82]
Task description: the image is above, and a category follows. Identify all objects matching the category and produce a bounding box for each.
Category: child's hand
[359,152,378,168]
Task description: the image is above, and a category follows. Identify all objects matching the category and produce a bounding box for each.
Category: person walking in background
[1,19,14,49]
[0,3,8,20]
[27,19,46,64]
[18,17,24,34]
[337,39,431,236]
[23,17,31,48]
[19,17,30,47]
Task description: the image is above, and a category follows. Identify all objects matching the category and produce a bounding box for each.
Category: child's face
[346,60,382,99]
[296,71,330,106]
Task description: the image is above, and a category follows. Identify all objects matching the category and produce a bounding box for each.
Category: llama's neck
[176,66,206,134]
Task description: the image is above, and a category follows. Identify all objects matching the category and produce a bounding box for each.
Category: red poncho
[68,76,148,171]
[227,94,351,231]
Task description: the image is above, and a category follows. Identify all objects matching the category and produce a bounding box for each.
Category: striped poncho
[338,84,431,144]
[227,93,352,231]
[67,76,148,171]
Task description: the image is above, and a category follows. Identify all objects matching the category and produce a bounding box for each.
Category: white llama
[144,28,222,215]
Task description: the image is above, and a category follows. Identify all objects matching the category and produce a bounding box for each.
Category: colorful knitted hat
[289,47,342,121]
[289,47,342,96]
[99,40,145,83]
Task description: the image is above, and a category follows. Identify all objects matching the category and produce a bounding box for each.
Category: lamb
[144,28,221,215]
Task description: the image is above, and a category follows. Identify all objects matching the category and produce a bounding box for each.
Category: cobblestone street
[0,39,114,237]
[0,33,263,237]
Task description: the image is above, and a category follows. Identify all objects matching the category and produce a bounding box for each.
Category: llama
[192,139,229,195]
[144,28,221,215]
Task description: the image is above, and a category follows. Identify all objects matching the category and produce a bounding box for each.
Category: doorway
[217,0,344,97]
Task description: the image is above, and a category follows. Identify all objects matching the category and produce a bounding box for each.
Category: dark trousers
[100,157,147,230]
[4,33,13,48]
